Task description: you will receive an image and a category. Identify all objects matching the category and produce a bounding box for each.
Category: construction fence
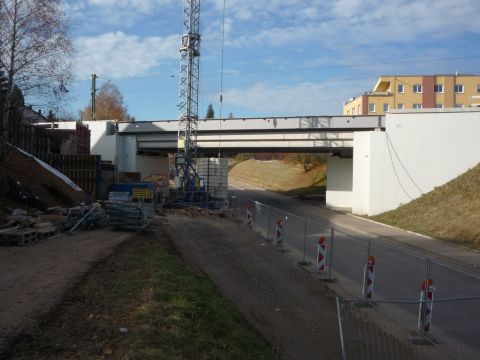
[230,196,480,360]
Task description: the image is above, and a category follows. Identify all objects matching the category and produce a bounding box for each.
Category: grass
[5,229,275,360]
[229,159,326,196]
[371,163,480,249]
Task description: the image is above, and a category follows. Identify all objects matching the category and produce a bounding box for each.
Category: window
[413,84,422,93]
[434,84,443,93]
[398,103,404,110]
[398,84,405,93]
[455,104,464,108]
[368,103,376,113]
[413,104,422,109]
[358,105,361,114]
[435,104,443,109]
[477,84,480,93]
[383,103,390,112]
[454,84,464,93]
[352,108,356,115]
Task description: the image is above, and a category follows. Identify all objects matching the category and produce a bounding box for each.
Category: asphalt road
[229,178,480,360]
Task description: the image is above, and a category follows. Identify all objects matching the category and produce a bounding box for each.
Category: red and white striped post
[275,218,284,246]
[246,204,252,225]
[362,256,376,299]
[418,279,434,333]
[317,236,327,271]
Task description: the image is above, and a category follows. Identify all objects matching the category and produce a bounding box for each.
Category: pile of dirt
[1,147,85,215]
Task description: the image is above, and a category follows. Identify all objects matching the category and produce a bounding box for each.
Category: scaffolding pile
[106,200,146,231]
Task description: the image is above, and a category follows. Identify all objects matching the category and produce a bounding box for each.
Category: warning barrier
[362,256,376,299]
[317,236,327,271]
[275,218,284,246]
[246,204,252,225]
[418,278,434,333]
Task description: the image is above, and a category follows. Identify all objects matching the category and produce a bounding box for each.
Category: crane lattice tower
[176,0,201,196]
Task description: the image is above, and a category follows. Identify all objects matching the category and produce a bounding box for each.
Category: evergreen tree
[47,110,56,122]
[205,103,215,119]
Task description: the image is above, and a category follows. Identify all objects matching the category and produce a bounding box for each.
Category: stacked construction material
[196,158,228,200]
[106,201,145,231]
[0,219,58,246]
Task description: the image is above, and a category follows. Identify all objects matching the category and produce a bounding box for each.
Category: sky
[62,0,480,121]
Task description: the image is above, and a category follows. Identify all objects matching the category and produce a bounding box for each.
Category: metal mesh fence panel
[229,198,480,359]
[425,297,480,360]
[331,228,370,295]
[253,201,269,238]
[369,240,427,301]
[337,297,480,360]
[283,212,306,256]
[429,259,480,298]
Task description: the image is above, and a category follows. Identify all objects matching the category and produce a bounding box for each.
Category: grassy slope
[6,231,275,360]
[229,159,326,195]
[372,163,480,248]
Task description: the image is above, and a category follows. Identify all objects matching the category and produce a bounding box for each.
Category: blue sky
[63,0,480,121]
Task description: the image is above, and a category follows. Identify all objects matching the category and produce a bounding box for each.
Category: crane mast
[176,0,201,199]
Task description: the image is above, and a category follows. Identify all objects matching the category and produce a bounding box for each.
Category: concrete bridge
[118,115,385,157]
[41,109,480,216]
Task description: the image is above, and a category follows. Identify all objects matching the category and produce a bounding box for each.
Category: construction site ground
[0,229,131,354]
[0,209,432,359]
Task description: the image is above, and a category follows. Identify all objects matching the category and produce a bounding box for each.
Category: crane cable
[218,0,226,157]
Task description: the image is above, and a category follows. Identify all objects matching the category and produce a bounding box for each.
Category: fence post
[329,226,335,279]
[336,297,347,360]
[303,219,307,262]
[266,206,271,241]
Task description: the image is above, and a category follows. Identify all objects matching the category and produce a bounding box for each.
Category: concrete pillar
[326,157,353,209]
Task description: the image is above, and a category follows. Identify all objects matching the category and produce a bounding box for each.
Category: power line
[217,0,226,157]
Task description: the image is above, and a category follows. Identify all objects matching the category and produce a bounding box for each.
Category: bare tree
[80,82,133,122]
[0,0,73,157]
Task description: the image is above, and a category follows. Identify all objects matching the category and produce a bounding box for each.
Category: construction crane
[175,0,201,200]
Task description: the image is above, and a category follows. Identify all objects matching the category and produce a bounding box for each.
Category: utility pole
[176,0,201,199]
[91,74,98,121]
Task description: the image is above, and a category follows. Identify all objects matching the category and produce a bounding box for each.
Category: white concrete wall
[353,109,480,215]
[117,135,137,172]
[326,157,353,209]
[135,155,169,181]
[82,121,117,162]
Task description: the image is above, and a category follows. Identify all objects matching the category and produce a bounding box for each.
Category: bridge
[118,115,385,157]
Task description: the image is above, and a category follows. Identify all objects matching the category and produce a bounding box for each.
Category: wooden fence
[37,154,101,201]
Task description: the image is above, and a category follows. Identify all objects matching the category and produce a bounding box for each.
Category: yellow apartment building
[343,75,480,115]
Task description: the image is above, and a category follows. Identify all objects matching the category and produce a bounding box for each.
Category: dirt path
[164,214,342,360]
[0,229,131,352]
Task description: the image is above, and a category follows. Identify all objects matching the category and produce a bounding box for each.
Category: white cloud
[73,31,178,80]
[88,0,175,13]
[212,0,480,48]
[220,79,369,115]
